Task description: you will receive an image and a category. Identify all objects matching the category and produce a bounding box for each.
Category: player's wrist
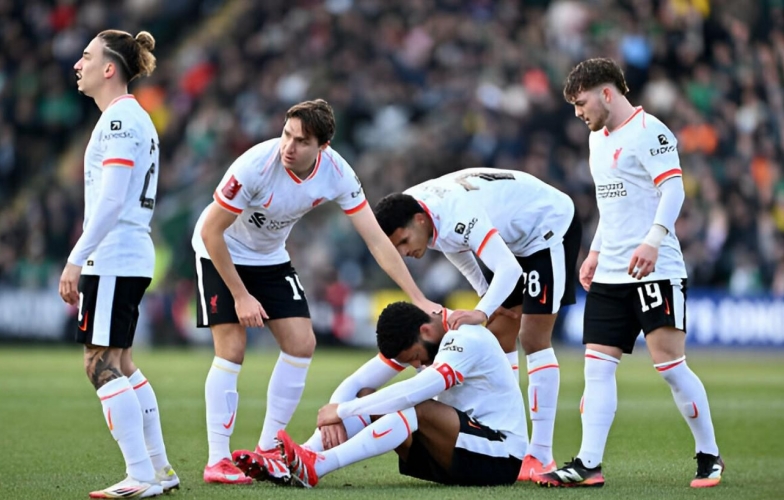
[642,224,667,248]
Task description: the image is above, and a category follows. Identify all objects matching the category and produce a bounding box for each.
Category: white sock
[205,356,241,466]
[303,414,370,452]
[577,349,619,468]
[316,408,418,477]
[97,377,156,482]
[129,369,169,470]
[526,347,559,464]
[506,350,520,374]
[258,352,311,451]
[655,357,719,455]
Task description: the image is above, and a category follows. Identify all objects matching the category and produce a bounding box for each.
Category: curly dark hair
[563,58,629,103]
[376,302,431,360]
[374,193,424,236]
[285,99,335,145]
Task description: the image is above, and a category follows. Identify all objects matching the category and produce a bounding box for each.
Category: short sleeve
[213,150,261,214]
[101,115,140,168]
[332,159,367,214]
[637,121,682,187]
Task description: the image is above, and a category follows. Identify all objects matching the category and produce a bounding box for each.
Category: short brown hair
[98,30,157,83]
[285,99,335,145]
[563,58,629,102]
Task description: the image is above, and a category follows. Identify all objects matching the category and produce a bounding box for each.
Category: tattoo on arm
[86,349,122,389]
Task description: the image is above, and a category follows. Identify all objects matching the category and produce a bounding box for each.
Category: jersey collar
[603,106,644,136]
[284,151,322,184]
[107,94,136,109]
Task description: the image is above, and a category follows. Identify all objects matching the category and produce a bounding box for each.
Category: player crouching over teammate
[235,302,528,488]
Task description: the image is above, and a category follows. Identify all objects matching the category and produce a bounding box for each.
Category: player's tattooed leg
[84,346,123,389]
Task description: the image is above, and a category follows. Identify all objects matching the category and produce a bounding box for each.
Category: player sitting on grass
[234,302,527,488]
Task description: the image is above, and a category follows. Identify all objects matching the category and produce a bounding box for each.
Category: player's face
[395,338,440,369]
[388,220,429,259]
[571,88,610,132]
[74,37,108,97]
[280,118,324,171]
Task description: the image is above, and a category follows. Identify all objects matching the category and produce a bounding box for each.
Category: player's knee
[357,387,376,398]
[281,332,316,358]
[518,326,553,354]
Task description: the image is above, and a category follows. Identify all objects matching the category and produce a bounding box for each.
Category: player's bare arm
[201,202,267,327]
[347,204,441,314]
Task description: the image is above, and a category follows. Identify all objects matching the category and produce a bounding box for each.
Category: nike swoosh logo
[107,408,113,431]
[372,428,392,439]
[79,311,89,331]
[262,193,274,208]
[664,298,671,315]
[467,420,482,429]
[531,388,538,413]
[689,402,698,419]
[539,285,547,305]
[223,412,236,429]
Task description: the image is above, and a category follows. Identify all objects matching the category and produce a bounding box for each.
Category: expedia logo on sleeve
[650,134,676,156]
[462,218,478,245]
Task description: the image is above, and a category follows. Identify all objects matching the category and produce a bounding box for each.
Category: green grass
[0,346,782,499]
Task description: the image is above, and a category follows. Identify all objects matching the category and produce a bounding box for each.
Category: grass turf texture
[1,346,781,499]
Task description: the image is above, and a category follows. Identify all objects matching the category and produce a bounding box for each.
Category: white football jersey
[81,94,159,277]
[192,139,367,266]
[431,324,528,457]
[404,168,574,258]
[589,107,687,283]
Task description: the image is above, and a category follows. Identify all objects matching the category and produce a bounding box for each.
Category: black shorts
[398,409,522,486]
[75,275,151,348]
[494,211,581,315]
[583,278,688,354]
[195,257,310,327]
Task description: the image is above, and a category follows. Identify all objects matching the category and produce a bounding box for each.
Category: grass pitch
[0,345,782,499]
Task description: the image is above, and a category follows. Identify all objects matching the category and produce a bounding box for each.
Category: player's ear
[602,86,612,102]
[104,62,116,79]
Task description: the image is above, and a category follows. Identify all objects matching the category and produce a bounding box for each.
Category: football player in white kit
[59,30,178,498]
[192,99,441,484]
[246,302,527,488]
[538,58,723,488]
[373,168,582,481]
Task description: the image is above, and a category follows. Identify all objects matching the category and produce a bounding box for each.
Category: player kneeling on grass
[235,302,528,488]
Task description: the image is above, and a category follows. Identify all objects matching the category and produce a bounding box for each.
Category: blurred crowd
[2,0,784,334]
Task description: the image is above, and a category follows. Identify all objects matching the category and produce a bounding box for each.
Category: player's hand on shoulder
[320,422,348,450]
[234,292,268,328]
[580,250,600,291]
[58,262,81,305]
[448,309,487,330]
[628,244,658,280]
[317,403,341,428]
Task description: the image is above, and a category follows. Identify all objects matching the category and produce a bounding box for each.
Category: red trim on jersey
[102,158,134,167]
[344,199,367,215]
[603,106,644,136]
[285,151,321,184]
[476,228,499,257]
[654,169,682,186]
[323,150,343,177]
[378,353,405,372]
[417,200,439,247]
[213,191,243,214]
[107,94,136,108]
